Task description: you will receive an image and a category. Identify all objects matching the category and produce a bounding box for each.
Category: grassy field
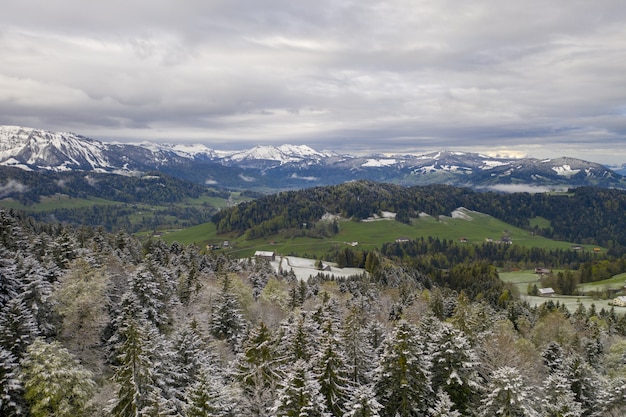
[499,270,626,312]
[160,208,603,260]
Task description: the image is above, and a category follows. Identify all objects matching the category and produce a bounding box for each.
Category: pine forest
[2,201,626,417]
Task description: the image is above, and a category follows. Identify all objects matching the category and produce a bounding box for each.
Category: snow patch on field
[363,211,396,222]
[451,207,475,221]
[269,256,366,281]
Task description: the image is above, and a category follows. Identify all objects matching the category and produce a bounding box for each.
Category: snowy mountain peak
[226,144,335,164]
[0,126,623,190]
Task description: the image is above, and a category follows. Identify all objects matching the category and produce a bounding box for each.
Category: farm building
[538,287,556,297]
[254,251,276,261]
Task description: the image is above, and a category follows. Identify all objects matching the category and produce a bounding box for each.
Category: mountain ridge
[1,125,624,191]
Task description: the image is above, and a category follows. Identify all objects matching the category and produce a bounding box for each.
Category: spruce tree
[423,319,481,414]
[477,366,538,417]
[210,274,247,350]
[185,365,239,417]
[428,389,461,417]
[271,359,330,417]
[0,347,25,417]
[236,321,280,416]
[109,317,156,417]
[0,299,39,360]
[314,318,351,416]
[342,306,376,386]
[541,372,584,417]
[375,320,432,417]
[344,384,383,417]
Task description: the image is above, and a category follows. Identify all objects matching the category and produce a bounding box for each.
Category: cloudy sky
[1,0,625,164]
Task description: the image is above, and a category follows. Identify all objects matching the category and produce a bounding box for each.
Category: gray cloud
[1,0,625,164]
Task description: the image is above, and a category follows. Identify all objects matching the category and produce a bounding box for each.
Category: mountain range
[1,125,625,191]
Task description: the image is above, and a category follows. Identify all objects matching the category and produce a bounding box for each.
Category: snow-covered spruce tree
[210,273,247,350]
[0,299,39,360]
[277,310,320,363]
[271,358,330,417]
[20,338,95,417]
[428,389,461,417]
[0,248,19,307]
[15,255,59,338]
[541,372,584,417]
[236,321,281,416]
[0,346,25,417]
[374,319,432,417]
[185,364,240,417]
[344,384,383,417]
[477,366,538,417]
[542,341,566,374]
[109,317,157,417]
[170,321,208,399]
[421,317,481,414]
[342,305,377,386]
[314,318,352,416]
[564,355,609,417]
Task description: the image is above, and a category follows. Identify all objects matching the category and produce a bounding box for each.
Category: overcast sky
[1,1,625,164]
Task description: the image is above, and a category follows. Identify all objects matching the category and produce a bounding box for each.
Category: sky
[1,0,625,164]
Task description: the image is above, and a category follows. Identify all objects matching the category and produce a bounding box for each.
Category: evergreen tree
[0,347,25,417]
[541,372,584,417]
[109,317,156,417]
[375,320,432,417]
[344,384,383,417]
[21,338,95,417]
[428,389,461,417]
[314,318,351,416]
[542,341,566,373]
[271,359,330,417]
[342,306,376,386]
[185,363,240,417]
[236,321,281,416]
[564,356,608,417]
[122,264,167,328]
[210,274,247,349]
[423,320,481,414]
[0,299,39,360]
[477,366,538,417]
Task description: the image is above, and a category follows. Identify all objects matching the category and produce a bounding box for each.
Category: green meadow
[160,208,601,258]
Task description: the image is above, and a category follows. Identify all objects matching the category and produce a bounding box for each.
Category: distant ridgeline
[213,181,626,254]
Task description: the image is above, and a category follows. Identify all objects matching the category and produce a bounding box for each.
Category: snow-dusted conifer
[428,389,461,417]
[541,372,583,417]
[342,306,376,385]
[0,299,39,360]
[109,317,156,417]
[375,320,432,417]
[236,321,280,416]
[477,366,538,417]
[185,365,240,417]
[314,318,351,416]
[210,273,247,350]
[271,358,330,417]
[344,384,383,417]
[422,318,481,414]
[0,346,25,416]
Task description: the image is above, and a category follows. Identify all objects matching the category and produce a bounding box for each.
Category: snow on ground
[269,256,366,281]
[362,211,396,222]
[450,207,475,221]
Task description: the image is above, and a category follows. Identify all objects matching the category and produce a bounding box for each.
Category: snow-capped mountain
[0,126,624,191]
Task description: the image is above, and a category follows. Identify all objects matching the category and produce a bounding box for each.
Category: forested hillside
[213,181,626,253]
[3,209,626,416]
